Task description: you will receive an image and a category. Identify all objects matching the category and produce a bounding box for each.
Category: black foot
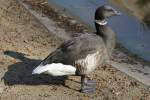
[81,80,96,93]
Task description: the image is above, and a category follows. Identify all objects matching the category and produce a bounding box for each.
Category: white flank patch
[75,51,99,74]
[32,63,76,76]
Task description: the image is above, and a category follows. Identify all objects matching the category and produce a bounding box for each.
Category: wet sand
[0,0,150,99]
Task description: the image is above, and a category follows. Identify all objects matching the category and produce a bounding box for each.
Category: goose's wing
[39,39,76,66]
[38,34,106,67]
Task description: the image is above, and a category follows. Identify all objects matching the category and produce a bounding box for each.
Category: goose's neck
[95,22,116,55]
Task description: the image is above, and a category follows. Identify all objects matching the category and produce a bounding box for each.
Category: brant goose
[32,5,121,93]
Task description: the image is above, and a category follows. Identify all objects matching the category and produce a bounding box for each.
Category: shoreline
[21,0,150,86]
[24,0,150,65]
[0,0,149,99]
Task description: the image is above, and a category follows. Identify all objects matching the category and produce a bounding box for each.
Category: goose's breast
[74,51,104,75]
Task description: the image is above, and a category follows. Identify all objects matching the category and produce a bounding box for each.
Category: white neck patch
[95,20,107,25]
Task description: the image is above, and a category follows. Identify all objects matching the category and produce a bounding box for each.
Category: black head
[94,5,121,36]
[95,5,121,21]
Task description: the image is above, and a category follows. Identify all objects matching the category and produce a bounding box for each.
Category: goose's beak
[114,10,121,16]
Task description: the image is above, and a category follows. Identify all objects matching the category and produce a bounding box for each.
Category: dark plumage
[41,33,107,71]
[32,5,121,93]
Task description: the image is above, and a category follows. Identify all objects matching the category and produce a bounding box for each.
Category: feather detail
[32,63,76,76]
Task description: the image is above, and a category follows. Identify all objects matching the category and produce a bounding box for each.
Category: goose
[32,5,121,93]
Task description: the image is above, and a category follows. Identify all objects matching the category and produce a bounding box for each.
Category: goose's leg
[80,75,96,93]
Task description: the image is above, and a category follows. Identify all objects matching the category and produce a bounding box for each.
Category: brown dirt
[0,0,150,100]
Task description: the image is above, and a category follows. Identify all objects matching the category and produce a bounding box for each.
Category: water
[48,0,150,61]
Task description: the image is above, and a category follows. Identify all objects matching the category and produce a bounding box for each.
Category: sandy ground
[0,0,150,100]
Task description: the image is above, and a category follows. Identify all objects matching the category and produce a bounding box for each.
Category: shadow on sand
[2,50,68,86]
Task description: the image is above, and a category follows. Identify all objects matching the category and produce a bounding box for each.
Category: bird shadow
[2,50,68,86]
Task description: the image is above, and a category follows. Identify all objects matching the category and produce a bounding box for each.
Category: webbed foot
[81,79,96,93]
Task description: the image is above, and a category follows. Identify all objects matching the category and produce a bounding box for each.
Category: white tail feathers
[32,63,76,76]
